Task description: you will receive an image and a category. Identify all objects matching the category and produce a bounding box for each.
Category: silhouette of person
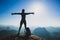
[11,9,34,34]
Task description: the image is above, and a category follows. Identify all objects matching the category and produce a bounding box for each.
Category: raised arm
[25,12,34,15]
[11,13,22,15]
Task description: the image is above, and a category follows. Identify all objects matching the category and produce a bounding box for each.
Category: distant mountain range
[33,27,50,38]
[33,27,60,40]
[0,25,60,40]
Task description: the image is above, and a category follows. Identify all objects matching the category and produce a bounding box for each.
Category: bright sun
[26,2,47,27]
[28,2,45,15]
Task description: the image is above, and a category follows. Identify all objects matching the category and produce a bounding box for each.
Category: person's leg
[18,20,23,34]
[24,20,26,30]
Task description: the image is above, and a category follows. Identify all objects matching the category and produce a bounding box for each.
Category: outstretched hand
[32,13,34,15]
[11,13,14,15]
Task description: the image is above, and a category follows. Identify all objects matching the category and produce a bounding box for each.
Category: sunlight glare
[28,2,45,15]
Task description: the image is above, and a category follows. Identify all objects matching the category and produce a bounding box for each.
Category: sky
[0,0,60,27]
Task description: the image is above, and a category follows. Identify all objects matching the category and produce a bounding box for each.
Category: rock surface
[2,34,44,40]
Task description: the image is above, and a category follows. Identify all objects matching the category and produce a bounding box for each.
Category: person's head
[22,9,25,13]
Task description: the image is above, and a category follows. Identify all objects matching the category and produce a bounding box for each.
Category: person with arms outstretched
[11,9,34,34]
